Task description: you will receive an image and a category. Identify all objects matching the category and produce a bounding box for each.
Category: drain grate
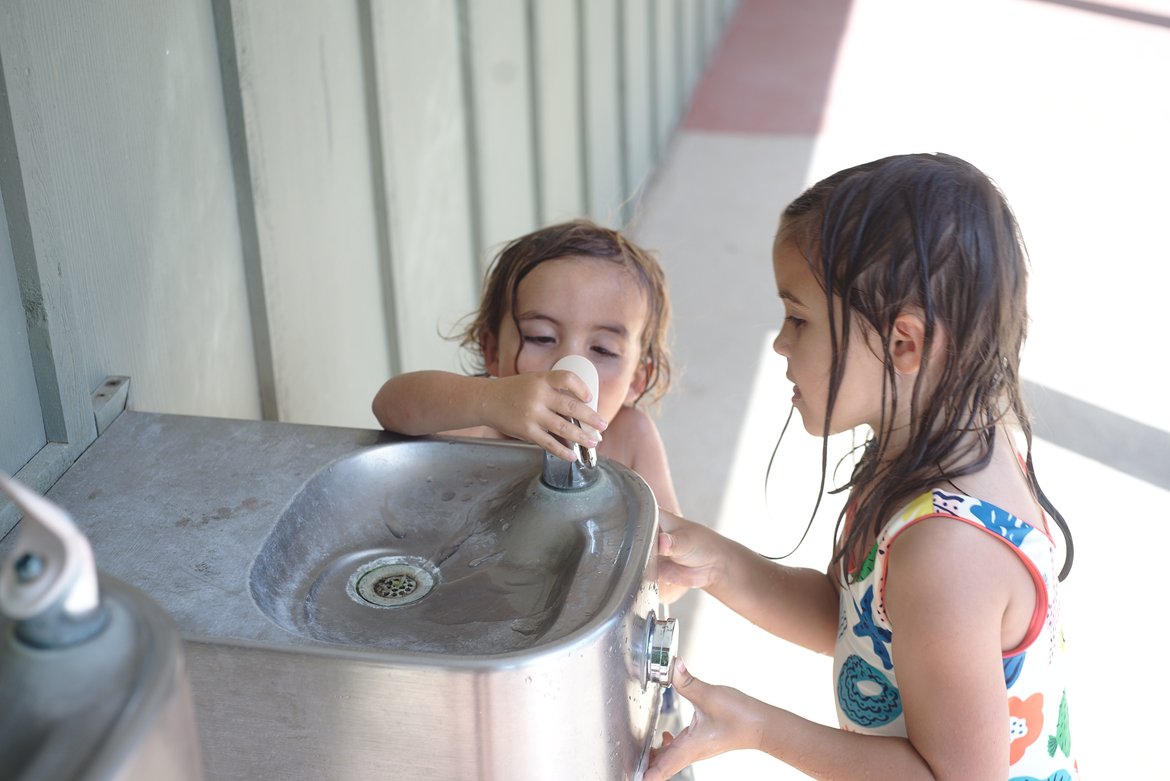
[371,572,417,599]
[347,556,437,608]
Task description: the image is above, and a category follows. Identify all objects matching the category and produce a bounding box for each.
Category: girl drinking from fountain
[372,217,681,523]
[375,219,693,779]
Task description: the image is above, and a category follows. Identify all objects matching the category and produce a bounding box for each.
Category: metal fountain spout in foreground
[0,471,203,781]
[541,354,603,491]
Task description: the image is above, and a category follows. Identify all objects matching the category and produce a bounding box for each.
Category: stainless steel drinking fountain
[0,411,678,781]
[0,472,203,781]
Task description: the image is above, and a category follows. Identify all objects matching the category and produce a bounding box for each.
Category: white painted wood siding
[0,0,738,536]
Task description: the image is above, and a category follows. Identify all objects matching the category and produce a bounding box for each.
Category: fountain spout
[540,355,602,491]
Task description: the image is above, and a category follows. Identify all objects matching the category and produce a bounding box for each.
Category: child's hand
[481,371,607,462]
[657,510,723,593]
[643,661,759,781]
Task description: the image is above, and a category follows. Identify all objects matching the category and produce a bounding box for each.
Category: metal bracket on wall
[91,377,130,437]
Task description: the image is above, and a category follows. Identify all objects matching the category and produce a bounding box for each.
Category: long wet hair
[778,153,1072,580]
[457,218,674,406]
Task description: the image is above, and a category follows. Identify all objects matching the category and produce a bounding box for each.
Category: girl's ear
[624,356,651,405]
[889,313,928,375]
[482,331,501,377]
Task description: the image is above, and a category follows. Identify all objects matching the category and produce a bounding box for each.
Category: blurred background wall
[0,0,739,535]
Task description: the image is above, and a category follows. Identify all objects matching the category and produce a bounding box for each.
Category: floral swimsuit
[833,489,1078,780]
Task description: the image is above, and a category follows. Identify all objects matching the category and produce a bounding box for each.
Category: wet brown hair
[456,219,673,406]
[778,152,1071,579]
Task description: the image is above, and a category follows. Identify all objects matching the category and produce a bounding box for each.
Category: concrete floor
[633,0,1170,777]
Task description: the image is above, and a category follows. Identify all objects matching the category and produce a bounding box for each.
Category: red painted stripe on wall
[683,0,855,134]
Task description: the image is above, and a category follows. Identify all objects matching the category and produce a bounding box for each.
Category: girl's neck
[848,421,998,516]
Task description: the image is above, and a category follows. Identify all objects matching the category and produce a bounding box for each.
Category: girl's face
[771,237,887,437]
[485,256,650,426]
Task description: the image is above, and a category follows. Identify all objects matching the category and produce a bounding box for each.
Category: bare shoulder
[888,518,1016,591]
[599,405,663,464]
[882,517,1024,775]
[886,510,1036,650]
[600,406,680,514]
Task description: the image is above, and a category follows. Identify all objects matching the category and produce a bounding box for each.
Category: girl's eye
[523,335,555,345]
[785,316,807,330]
[590,345,619,359]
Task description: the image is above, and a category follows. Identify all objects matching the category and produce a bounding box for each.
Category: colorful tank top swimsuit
[833,489,1078,780]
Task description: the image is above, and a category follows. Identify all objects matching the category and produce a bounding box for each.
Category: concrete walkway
[633,0,1170,776]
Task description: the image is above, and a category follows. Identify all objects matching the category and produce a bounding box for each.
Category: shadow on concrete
[1024,0,1170,28]
[1024,379,1170,491]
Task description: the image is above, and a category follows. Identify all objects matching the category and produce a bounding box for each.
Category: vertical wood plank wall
[0,1,737,474]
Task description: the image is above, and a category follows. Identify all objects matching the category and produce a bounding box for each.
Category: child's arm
[372,370,607,462]
[656,510,839,653]
[644,662,939,781]
[647,512,1023,780]
[878,517,1023,777]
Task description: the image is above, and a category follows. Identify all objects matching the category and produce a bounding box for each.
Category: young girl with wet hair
[646,153,1077,780]
[372,217,679,516]
[376,219,692,777]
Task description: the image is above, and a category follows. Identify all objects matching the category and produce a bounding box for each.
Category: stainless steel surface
[0,412,669,780]
[542,436,602,490]
[250,442,639,654]
[0,574,203,781]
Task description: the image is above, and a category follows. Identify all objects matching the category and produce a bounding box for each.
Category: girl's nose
[771,299,789,356]
[551,348,576,368]
[550,346,586,373]
[772,331,788,357]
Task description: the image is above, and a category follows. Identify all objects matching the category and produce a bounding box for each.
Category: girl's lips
[785,375,801,402]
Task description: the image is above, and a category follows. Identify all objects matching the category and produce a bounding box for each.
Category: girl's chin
[791,405,818,435]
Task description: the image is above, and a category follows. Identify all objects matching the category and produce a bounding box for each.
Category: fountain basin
[0,412,666,780]
[250,440,644,655]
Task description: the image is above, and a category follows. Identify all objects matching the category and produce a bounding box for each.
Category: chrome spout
[0,471,108,648]
[541,355,602,491]
[541,435,600,490]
